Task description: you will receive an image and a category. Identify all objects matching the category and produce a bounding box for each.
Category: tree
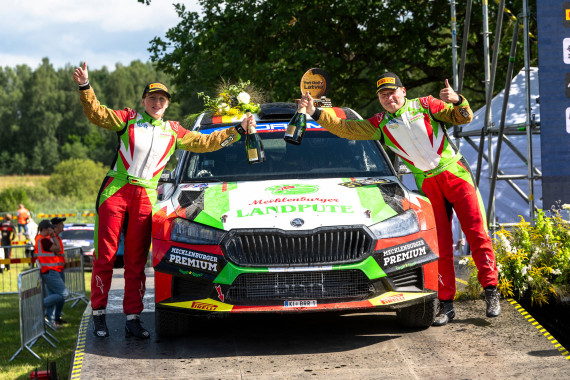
[145,0,536,115]
[46,158,108,199]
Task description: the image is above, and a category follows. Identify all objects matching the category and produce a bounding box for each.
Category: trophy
[284,68,331,145]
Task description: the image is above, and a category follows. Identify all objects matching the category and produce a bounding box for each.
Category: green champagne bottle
[284,106,307,145]
[245,112,265,164]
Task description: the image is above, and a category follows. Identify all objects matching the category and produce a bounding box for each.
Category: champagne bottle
[245,111,265,164]
[284,106,307,145]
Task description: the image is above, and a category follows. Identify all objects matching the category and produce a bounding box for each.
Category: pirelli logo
[149,83,168,92]
[377,77,396,87]
[191,301,218,311]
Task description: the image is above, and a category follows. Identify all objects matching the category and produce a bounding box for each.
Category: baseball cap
[38,220,54,231]
[142,82,171,99]
[51,217,66,225]
[376,72,403,93]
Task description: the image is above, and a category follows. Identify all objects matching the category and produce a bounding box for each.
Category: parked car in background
[61,223,95,269]
[152,102,440,337]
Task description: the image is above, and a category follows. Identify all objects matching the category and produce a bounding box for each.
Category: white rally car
[152,102,439,337]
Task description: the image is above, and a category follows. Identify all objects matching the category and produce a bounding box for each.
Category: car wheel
[396,298,437,328]
[155,308,192,338]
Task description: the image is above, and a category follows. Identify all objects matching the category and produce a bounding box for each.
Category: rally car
[152,103,439,337]
[61,223,95,269]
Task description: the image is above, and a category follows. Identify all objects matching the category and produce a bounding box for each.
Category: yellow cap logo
[377,77,396,87]
[566,9,570,20]
[149,83,168,92]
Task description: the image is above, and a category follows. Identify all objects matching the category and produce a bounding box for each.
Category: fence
[0,243,35,294]
[63,247,89,307]
[9,268,58,361]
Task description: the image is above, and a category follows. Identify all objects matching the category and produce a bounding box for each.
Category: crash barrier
[0,243,36,294]
[63,247,89,307]
[10,268,58,361]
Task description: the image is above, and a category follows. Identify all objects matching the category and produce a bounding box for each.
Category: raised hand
[299,91,316,116]
[73,62,89,86]
[439,79,460,104]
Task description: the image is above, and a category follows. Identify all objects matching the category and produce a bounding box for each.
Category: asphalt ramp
[71,267,570,379]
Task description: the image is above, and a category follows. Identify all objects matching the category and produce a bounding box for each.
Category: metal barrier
[63,247,89,307]
[0,243,35,294]
[9,268,58,361]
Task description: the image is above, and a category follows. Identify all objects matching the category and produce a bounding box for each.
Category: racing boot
[125,314,150,339]
[432,300,455,326]
[485,287,501,317]
[92,309,109,338]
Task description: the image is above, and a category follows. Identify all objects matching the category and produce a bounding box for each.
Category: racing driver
[73,62,252,339]
[299,72,500,326]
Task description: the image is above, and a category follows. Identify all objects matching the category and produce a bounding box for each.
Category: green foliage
[459,206,570,306]
[0,60,179,174]
[148,0,537,115]
[45,159,107,199]
[0,187,33,212]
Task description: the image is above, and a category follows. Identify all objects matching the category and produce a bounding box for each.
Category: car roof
[64,223,95,229]
[196,102,361,132]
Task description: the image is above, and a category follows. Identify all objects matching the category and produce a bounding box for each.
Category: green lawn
[0,272,91,380]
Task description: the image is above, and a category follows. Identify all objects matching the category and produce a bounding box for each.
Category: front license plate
[284,300,317,308]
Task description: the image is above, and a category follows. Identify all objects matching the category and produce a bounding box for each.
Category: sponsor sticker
[564,38,570,64]
[380,293,406,305]
[191,301,218,311]
[339,178,393,188]
[284,300,317,308]
[379,239,430,268]
[266,184,319,196]
[166,247,220,274]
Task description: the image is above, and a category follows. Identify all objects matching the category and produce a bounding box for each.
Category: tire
[155,308,192,338]
[396,298,437,328]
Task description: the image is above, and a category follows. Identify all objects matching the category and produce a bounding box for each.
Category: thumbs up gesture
[73,61,89,86]
[439,79,460,104]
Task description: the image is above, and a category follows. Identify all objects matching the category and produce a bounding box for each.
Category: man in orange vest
[35,220,69,326]
[17,204,31,241]
[50,217,67,282]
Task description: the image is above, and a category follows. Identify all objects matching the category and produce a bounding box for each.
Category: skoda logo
[290,218,305,227]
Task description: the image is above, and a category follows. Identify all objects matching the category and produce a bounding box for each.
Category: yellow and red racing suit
[79,87,241,314]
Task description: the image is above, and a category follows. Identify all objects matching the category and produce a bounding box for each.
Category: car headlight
[369,209,420,239]
[171,218,226,245]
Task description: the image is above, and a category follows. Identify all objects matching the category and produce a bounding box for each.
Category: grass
[0,175,50,191]
[0,272,91,380]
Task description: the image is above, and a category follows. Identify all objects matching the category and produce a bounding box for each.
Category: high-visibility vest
[35,234,62,273]
[55,234,65,271]
[17,208,30,225]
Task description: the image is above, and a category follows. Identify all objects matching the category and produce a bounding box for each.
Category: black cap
[51,217,66,225]
[142,82,171,99]
[375,72,403,93]
[38,220,54,231]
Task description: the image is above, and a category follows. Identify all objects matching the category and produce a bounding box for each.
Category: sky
[1,0,202,71]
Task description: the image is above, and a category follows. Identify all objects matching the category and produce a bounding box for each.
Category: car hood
[172,177,415,231]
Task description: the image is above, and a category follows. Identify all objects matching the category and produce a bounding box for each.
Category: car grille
[387,268,424,291]
[221,227,375,266]
[226,270,373,304]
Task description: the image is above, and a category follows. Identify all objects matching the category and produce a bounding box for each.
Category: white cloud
[1,0,202,70]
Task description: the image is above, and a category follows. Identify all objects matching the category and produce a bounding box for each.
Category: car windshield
[181,127,393,182]
[60,229,93,240]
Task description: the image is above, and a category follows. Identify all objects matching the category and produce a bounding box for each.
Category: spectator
[35,220,69,327]
[1,214,16,272]
[17,204,31,241]
[50,217,67,283]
